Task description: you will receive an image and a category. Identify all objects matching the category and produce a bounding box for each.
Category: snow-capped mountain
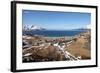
[23,25,45,31]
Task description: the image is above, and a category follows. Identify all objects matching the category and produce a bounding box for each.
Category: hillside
[65,31,91,59]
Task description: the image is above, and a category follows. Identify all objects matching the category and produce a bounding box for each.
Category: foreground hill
[65,31,91,59]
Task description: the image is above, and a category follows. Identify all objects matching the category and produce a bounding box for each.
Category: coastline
[22,30,91,62]
[43,36,74,40]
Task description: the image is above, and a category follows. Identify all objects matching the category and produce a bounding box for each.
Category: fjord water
[23,30,87,37]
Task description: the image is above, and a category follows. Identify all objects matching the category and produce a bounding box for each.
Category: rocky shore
[22,31,91,63]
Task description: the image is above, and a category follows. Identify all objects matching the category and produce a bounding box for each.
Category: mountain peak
[23,25,45,31]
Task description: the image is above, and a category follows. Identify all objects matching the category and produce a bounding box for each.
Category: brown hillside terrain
[65,32,91,59]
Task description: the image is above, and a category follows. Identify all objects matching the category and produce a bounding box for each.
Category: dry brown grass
[65,34,91,59]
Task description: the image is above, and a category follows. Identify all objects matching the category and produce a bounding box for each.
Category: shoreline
[23,35,75,41]
[43,36,74,40]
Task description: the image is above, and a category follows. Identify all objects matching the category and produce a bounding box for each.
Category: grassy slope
[65,32,91,59]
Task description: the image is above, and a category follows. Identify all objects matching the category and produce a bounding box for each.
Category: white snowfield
[23,24,45,31]
[23,53,32,57]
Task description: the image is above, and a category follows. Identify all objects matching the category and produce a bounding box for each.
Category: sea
[23,30,87,37]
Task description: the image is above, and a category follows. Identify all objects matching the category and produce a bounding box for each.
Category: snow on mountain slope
[23,25,45,31]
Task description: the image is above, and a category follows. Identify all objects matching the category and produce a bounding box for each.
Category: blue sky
[22,10,91,30]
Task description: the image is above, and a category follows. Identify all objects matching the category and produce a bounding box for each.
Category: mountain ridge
[23,25,46,31]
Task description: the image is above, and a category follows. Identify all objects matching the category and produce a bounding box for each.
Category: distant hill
[71,28,91,31]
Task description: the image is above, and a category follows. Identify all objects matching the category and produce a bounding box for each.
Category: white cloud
[86,24,91,29]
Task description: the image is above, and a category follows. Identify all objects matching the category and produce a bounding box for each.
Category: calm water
[23,30,86,37]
